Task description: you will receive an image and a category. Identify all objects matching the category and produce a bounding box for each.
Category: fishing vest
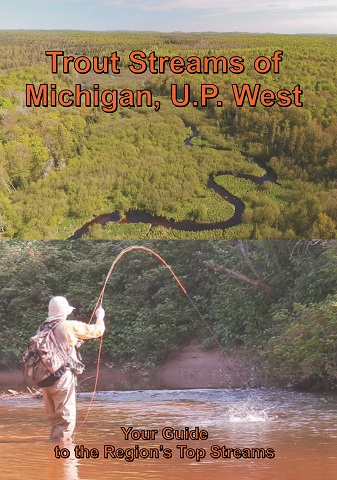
[23,319,84,388]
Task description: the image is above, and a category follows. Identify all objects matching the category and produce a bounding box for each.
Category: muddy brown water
[1,388,337,480]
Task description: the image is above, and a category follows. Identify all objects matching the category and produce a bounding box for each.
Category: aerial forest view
[0,31,336,240]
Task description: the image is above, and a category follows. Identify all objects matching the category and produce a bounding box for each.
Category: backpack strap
[39,319,62,332]
[36,320,70,387]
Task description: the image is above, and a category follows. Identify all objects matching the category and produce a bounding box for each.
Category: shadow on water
[68,130,278,239]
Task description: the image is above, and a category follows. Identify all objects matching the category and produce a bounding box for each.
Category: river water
[1,388,336,480]
[68,131,277,239]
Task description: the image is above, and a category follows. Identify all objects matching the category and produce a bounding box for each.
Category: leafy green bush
[263,302,337,388]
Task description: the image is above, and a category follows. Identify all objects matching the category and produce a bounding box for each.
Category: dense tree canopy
[0,32,336,239]
[1,240,337,390]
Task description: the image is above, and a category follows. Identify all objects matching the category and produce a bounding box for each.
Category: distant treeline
[1,240,337,390]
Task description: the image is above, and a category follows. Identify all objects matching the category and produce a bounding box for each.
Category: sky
[0,0,336,33]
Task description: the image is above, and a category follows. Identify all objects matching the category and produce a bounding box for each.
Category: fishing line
[75,245,246,434]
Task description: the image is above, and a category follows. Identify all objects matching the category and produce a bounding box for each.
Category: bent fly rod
[76,245,242,433]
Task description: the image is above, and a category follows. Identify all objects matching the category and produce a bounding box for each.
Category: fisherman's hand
[95,306,105,321]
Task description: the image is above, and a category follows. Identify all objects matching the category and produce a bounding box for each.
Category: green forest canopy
[0,32,336,239]
[1,240,337,390]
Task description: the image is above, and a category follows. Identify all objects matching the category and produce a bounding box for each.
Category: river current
[1,388,336,479]
[68,131,277,239]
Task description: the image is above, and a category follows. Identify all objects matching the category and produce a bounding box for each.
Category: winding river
[68,132,277,239]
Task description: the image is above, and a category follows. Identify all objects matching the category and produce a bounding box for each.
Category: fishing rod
[91,245,218,343]
[76,245,246,433]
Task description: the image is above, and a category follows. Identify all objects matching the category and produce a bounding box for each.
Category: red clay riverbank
[0,344,267,393]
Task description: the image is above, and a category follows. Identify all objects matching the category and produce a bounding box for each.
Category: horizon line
[0,29,336,36]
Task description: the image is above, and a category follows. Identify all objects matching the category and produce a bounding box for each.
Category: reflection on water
[1,388,337,480]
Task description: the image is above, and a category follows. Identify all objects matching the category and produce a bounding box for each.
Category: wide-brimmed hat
[48,296,75,318]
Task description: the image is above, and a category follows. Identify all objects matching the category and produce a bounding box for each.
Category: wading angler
[23,296,106,442]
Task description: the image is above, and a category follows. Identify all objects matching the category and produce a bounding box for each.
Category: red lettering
[45,51,64,73]
[26,84,48,107]
[232,84,260,107]
[129,51,147,74]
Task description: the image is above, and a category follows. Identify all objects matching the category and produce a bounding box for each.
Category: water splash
[227,401,273,423]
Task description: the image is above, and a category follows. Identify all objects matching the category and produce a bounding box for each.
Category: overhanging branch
[207,261,279,296]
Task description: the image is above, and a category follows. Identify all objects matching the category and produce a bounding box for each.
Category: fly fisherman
[39,296,105,442]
